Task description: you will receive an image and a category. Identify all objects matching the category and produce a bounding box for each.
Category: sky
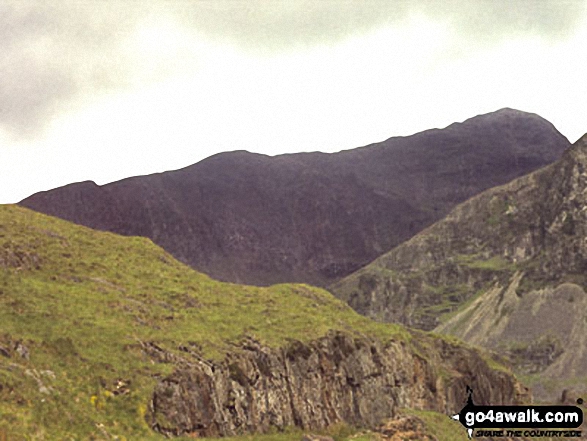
[1,0,587,203]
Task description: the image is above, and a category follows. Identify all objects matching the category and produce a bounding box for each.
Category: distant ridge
[20,108,570,286]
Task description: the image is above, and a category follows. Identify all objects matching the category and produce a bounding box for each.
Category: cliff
[332,134,587,401]
[333,134,587,329]
[148,332,527,437]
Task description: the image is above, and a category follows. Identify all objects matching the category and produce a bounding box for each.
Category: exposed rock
[15,342,29,360]
[559,389,583,405]
[0,345,10,358]
[332,134,587,401]
[148,331,527,438]
[376,415,437,440]
[24,369,54,395]
[20,109,569,287]
[435,282,587,387]
[0,242,41,271]
[333,134,587,328]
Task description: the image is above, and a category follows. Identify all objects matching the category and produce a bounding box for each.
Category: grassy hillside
[0,204,414,440]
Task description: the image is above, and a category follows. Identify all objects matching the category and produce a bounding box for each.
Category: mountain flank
[0,204,526,439]
[332,133,587,401]
[20,108,570,287]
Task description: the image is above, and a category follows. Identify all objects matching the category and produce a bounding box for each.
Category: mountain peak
[332,121,587,401]
[467,107,542,124]
[494,107,528,115]
[20,111,570,287]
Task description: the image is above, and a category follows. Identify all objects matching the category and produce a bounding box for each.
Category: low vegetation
[0,205,414,439]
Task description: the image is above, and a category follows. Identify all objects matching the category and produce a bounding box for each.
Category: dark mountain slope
[332,133,587,401]
[20,108,570,286]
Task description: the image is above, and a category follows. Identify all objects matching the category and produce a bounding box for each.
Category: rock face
[375,415,438,441]
[147,332,527,438]
[20,109,569,287]
[333,134,587,330]
[332,134,587,401]
[435,281,587,401]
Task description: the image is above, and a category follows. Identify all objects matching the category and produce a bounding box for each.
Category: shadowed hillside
[332,133,587,402]
[20,108,569,287]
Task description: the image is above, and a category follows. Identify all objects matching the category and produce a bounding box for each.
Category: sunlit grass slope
[0,205,410,440]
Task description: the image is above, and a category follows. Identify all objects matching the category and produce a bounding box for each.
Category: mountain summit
[20,109,570,286]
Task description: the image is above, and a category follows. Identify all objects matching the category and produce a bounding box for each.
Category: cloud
[0,0,584,139]
[171,0,586,50]
[0,2,140,138]
[444,0,586,42]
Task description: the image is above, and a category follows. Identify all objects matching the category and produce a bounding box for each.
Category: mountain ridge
[20,108,570,287]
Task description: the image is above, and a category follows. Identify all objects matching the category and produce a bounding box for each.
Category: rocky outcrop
[333,133,587,330]
[332,134,587,402]
[20,109,569,287]
[0,241,41,270]
[375,415,437,441]
[147,332,527,437]
[435,281,587,401]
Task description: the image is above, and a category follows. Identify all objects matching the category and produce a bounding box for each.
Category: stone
[377,415,437,441]
[15,342,29,360]
[0,345,11,358]
[148,331,526,438]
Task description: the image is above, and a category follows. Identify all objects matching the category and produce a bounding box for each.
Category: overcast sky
[1,0,586,203]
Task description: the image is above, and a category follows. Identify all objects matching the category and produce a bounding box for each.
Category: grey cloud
[172,0,585,49]
[171,1,413,50]
[443,0,586,41]
[0,55,75,137]
[0,0,584,139]
[0,2,140,139]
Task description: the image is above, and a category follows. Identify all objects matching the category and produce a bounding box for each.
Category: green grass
[456,254,515,272]
[0,205,525,440]
[0,205,413,440]
[438,286,487,324]
[418,283,472,321]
